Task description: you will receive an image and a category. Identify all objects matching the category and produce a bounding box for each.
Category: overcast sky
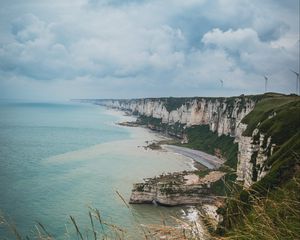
[0,0,299,100]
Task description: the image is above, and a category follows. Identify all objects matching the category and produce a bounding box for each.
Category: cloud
[0,0,299,100]
[87,0,148,7]
[1,9,188,81]
[202,28,260,52]
[11,14,51,43]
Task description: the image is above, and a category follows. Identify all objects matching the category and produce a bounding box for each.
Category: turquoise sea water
[0,101,194,239]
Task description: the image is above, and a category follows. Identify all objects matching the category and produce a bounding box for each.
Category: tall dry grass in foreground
[218,176,300,240]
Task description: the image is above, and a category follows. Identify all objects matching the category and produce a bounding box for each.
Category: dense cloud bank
[0,0,299,100]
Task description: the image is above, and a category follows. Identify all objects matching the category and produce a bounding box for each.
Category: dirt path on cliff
[161,145,224,169]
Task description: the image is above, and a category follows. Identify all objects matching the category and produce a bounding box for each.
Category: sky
[0,0,299,100]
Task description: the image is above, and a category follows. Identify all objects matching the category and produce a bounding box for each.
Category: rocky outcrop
[129,171,225,206]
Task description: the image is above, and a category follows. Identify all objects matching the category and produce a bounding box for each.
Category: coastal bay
[0,102,202,239]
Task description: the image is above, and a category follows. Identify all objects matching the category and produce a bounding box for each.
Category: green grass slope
[182,125,238,170]
[242,94,300,138]
[219,94,300,238]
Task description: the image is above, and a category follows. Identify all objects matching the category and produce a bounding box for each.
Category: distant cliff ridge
[99,96,256,138]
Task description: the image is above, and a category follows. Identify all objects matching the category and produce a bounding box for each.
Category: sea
[0,101,199,239]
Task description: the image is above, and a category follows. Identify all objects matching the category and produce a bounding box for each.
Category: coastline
[105,107,201,171]
[161,145,224,170]
[107,107,222,171]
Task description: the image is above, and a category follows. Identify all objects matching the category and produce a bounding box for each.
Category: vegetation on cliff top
[159,94,264,112]
[242,94,300,138]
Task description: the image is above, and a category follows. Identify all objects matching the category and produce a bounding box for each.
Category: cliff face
[101,97,255,137]
[236,128,273,187]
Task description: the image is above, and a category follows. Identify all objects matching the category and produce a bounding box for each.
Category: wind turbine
[220,79,224,88]
[290,69,300,95]
[264,75,269,93]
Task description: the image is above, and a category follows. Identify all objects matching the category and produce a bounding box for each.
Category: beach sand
[162,145,224,170]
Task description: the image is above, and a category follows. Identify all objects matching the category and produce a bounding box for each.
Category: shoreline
[161,145,224,170]
[104,107,202,171]
[108,107,222,171]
